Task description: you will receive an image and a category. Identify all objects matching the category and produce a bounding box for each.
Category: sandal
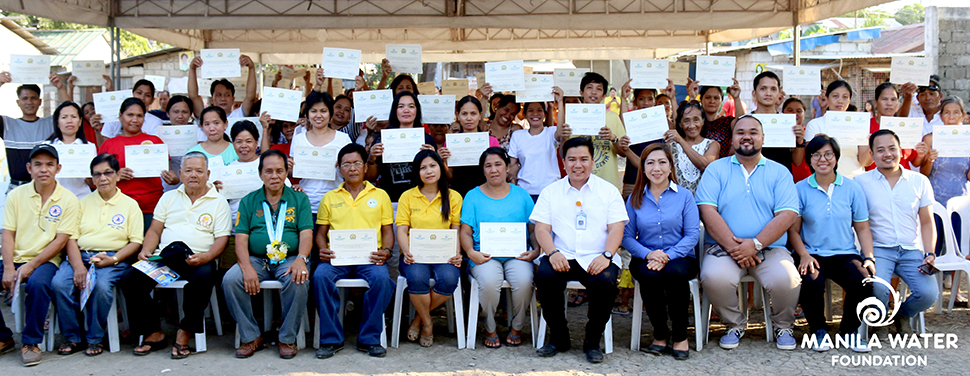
[407,321,421,342]
[505,331,522,347]
[133,339,167,356]
[85,343,104,357]
[567,294,586,307]
[171,343,194,359]
[58,342,84,355]
[483,333,501,349]
[419,335,433,347]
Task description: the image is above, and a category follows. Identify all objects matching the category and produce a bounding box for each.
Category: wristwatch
[602,251,614,260]
[548,249,561,257]
[864,256,875,262]
[297,255,310,264]
[752,237,764,252]
[924,253,936,259]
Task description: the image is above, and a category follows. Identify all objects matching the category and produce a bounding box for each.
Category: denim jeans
[52,252,127,344]
[312,262,394,347]
[399,258,460,296]
[223,256,309,344]
[0,262,58,345]
[873,246,939,318]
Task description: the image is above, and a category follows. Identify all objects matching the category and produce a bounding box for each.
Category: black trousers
[121,260,218,335]
[535,257,619,351]
[794,253,873,334]
[629,256,698,343]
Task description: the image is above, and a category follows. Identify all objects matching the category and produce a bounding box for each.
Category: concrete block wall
[933,7,970,101]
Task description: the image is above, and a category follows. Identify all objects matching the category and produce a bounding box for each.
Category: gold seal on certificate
[330,229,379,266]
[53,144,97,178]
[409,229,458,264]
[124,144,170,178]
[480,222,527,258]
[565,104,606,136]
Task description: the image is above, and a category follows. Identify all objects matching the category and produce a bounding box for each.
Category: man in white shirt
[530,137,628,364]
[855,129,938,334]
[187,54,258,119]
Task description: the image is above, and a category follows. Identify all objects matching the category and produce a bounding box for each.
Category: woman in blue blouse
[621,143,699,360]
[788,135,875,352]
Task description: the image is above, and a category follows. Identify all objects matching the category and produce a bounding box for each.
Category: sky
[873,0,967,12]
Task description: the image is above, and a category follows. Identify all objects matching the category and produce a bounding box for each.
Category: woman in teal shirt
[187,106,238,167]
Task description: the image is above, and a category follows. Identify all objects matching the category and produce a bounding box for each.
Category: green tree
[0,11,169,57]
[894,4,925,25]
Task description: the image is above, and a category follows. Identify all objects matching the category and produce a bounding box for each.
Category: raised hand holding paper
[409,229,459,264]
[385,44,422,74]
[419,95,456,124]
[124,144,170,178]
[381,128,425,163]
[445,132,490,167]
[823,111,869,146]
[71,60,106,86]
[322,48,361,80]
[292,146,338,180]
[782,66,821,96]
[53,144,97,178]
[262,87,302,122]
[330,229,379,266]
[565,104,606,136]
[9,55,51,84]
[516,74,554,103]
[480,222,527,258]
[199,49,241,78]
[752,113,797,148]
[629,59,668,89]
[485,60,526,92]
[623,106,669,144]
[879,116,923,147]
[890,57,930,86]
[93,90,133,124]
[352,90,394,122]
[694,56,736,87]
[553,68,590,97]
[933,126,970,158]
[156,125,199,157]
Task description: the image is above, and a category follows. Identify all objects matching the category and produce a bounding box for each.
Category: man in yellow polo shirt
[1,144,79,366]
[312,143,395,359]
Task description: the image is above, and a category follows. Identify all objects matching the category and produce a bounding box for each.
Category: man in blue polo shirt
[696,115,801,351]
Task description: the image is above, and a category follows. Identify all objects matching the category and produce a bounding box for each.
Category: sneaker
[850,332,871,353]
[315,343,344,359]
[719,327,744,349]
[811,329,831,352]
[776,328,796,350]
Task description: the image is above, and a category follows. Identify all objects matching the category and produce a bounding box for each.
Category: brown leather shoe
[278,342,298,359]
[235,337,266,358]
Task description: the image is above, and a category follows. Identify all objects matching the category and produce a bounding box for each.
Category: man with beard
[695,115,801,351]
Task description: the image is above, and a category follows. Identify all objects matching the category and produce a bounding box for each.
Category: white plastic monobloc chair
[536,281,614,354]
[151,282,222,352]
[312,278,388,349]
[466,276,538,350]
[390,275,465,349]
[11,284,55,352]
[630,279,704,351]
[940,197,970,313]
[234,280,309,349]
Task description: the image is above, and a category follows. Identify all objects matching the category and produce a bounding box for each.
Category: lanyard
[262,200,287,244]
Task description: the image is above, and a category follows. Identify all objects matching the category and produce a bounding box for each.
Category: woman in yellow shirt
[396,150,462,347]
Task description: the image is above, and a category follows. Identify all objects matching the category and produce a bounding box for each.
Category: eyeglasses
[811,152,836,161]
[340,161,364,169]
[92,170,116,178]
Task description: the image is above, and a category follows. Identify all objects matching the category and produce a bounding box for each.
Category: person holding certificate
[531,138,628,363]
[215,119,271,266]
[365,91,438,202]
[663,101,718,193]
[860,83,926,173]
[52,153,144,356]
[621,143,699,360]
[223,150,314,359]
[186,106,237,167]
[508,101,564,202]
[921,96,970,206]
[798,81,867,178]
[396,150,463,347]
[187,54,258,118]
[290,92,352,220]
[462,147,538,348]
[97,98,181,228]
[783,98,813,182]
[688,78,744,158]
[90,79,165,139]
[314,144,395,359]
[376,61,420,95]
[161,95,196,183]
[441,96,500,195]
[617,80,675,199]
[485,95,522,148]
[44,102,94,198]
[0,73,71,191]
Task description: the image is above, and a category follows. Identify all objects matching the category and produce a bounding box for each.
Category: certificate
[629,59,668,89]
[553,68,589,97]
[480,222,527,258]
[516,74,554,103]
[822,111,870,146]
[419,95,456,124]
[352,90,394,121]
[53,144,96,178]
[879,116,923,147]
[210,162,262,200]
[475,73,486,90]
[71,60,105,86]
[623,106,668,145]
[782,66,822,96]
[445,132,489,167]
[484,60,526,92]
[329,229,378,266]
[144,75,167,93]
[156,125,199,157]
[933,126,970,158]
[409,229,458,264]
[9,55,51,84]
[292,145,338,180]
[380,128,425,163]
[694,56,736,87]
[321,48,361,80]
[385,44,422,74]
[261,87,302,122]
[890,57,931,86]
[168,76,189,94]
[752,113,797,148]
[564,104,606,136]
[124,144,169,178]
[441,79,469,97]
[199,49,241,79]
[417,81,436,95]
[93,90,133,124]
[668,62,690,85]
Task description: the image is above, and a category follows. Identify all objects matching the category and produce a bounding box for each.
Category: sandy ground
[2,282,969,376]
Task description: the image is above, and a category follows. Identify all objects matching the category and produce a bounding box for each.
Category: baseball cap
[919,75,941,92]
[28,144,59,162]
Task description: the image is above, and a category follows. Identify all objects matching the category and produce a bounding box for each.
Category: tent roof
[31,29,108,66]
[0,0,894,63]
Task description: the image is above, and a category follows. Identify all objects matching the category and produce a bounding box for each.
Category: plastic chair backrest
[947,196,970,259]
[933,201,961,263]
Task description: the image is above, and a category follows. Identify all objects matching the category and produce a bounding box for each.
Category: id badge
[576,211,587,230]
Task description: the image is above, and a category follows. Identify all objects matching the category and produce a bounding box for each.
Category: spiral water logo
[856,276,901,327]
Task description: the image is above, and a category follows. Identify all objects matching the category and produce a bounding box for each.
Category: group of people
[0,53,963,367]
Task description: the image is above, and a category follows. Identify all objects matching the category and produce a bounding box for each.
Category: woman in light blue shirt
[621,143,699,360]
[789,134,875,352]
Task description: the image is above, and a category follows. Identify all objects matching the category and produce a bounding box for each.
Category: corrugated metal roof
[31,29,107,66]
[872,23,924,55]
